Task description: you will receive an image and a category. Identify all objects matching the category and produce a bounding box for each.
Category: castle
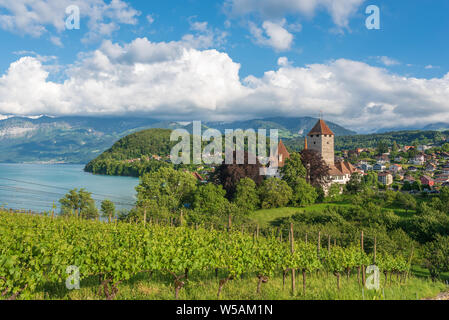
[305,119,358,185]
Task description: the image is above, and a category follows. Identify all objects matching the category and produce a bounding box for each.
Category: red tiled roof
[308,119,334,136]
[278,140,290,159]
[329,161,358,176]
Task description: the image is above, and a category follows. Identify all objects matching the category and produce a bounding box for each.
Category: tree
[402,181,412,191]
[234,177,260,213]
[59,189,80,217]
[59,188,98,220]
[422,235,449,279]
[280,152,306,188]
[442,143,449,153]
[258,178,293,209]
[136,167,197,214]
[326,183,342,202]
[211,151,263,199]
[192,183,229,217]
[412,180,422,192]
[395,192,417,214]
[300,149,330,187]
[291,177,318,207]
[392,141,399,154]
[363,171,378,187]
[81,199,99,220]
[376,140,389,155]
[345,173,364,194]
[101,200,116,223]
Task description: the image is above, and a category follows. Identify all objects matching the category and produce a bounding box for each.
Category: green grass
[29,270,447,300]
[250,201,355,227]
[250,200,417,227]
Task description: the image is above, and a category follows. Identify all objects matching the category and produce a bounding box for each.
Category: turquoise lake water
[0,163,139,213]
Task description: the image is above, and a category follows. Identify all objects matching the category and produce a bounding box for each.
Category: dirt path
[422,291,449,300]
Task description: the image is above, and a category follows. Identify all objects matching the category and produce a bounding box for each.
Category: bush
[258,178,293,209]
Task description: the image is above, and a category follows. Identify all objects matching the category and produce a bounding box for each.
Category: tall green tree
[192,183,229,217]
[101,200,116,223]
[136,167,197,214]
[280,152,306,188]
[59,188,97,219]
[291,177,318,207]
[234,177,260,213]
[258,178,293,209]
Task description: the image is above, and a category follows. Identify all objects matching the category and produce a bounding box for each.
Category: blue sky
[0,0,448,132]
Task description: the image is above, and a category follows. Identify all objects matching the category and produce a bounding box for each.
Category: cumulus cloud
[0,0,139,44]
[1,38,449,132]
[226,0,365,28]
[249,19,294,51]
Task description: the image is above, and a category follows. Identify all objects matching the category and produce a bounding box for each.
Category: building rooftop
[308,119,334,136]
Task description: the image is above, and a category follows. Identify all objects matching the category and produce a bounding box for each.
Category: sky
[0,0,448,133]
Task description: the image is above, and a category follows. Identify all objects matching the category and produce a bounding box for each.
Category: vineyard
[0,210,445,300]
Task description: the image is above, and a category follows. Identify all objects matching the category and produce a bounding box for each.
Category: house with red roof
[420,175,435,188]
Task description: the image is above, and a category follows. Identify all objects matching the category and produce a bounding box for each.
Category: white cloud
[181,19,228,49]
[377,56,400,67]
[249,19,294,51]
[50,36,63,47]
[146,14,155,24]
[277,57,291,67]
[226,0,365,29]
[425,65,439,70]
[0,0,140,44]
[1,38,449,132]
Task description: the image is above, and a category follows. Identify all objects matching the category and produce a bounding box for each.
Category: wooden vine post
[290,223,296,296]
[361,231,366,286]
[317,231,321,258]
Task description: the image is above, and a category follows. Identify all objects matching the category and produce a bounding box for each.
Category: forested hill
[90,128,174,161]
[84,129,175,176]
[284,130,449,152]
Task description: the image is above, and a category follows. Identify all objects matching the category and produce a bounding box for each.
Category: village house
[376,154,390,164]
[373,163,386,171]
[403,146,415,152]
[378,172,393,186]
[425,163,437,172]
[394,156,403,163]
[404,175,416,183]
[361,163,373,172]
[409,154,425,165]
[389,164,403,173]
[420,175,435,188]
[417,145,432,152]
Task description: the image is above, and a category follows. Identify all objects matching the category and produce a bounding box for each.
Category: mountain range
[0,115,355,164]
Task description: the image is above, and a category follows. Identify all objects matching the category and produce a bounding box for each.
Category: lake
[0,163,139,213]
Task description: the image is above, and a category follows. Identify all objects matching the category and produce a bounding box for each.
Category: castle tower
[306,119,335,166]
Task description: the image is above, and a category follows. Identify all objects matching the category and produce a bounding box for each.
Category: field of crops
[0,210,442,300]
